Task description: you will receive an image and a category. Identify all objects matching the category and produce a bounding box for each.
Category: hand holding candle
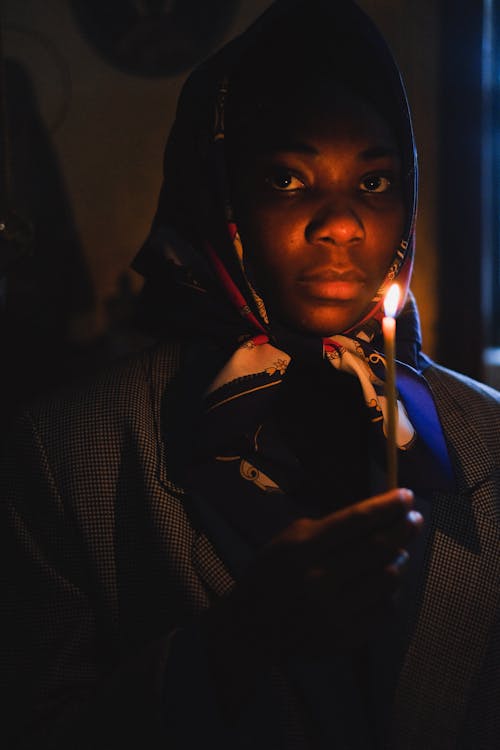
[382,284,400,489]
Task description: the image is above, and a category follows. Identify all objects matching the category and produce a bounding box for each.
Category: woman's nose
[305,199,364,246]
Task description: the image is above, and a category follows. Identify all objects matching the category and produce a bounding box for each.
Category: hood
[133,0,418,352]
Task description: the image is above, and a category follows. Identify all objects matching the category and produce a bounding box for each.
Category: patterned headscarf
[133,0,452,546]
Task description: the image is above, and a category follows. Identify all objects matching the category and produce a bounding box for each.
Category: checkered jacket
[2,339,500,748]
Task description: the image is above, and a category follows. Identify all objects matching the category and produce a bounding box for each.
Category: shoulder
[6,339,185,481]
[424,360,500,456]
[425,360,500,410]
[27,338,183,430]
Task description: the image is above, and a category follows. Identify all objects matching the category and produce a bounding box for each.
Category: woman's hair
[225,7,406,160]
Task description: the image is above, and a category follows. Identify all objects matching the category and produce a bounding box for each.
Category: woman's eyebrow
[360,145,399,161]
[258,140,319,156]
[255,142,399,160]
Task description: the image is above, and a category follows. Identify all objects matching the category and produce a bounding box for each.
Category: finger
[363,509,422,556]
[290,507,421,595]
[320,529,412,587]
[385,548,411,577]
[336,509,422,576]
[307,488,415,557]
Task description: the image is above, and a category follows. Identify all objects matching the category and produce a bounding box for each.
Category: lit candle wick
[382,283,400,490]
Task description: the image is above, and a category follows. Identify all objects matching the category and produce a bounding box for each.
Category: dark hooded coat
[2,1,500,748]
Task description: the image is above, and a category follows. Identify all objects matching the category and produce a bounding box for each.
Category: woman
[3,1,500,748]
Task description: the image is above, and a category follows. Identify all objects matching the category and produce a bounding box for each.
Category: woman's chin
[278,301,366,338]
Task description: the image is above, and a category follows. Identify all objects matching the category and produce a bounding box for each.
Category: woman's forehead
[241,87,399,155]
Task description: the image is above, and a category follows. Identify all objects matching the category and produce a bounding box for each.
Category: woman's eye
[266,171,305,191]
[360,174,393,193]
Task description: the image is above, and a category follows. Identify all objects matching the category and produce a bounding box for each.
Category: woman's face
[230,90,406,336]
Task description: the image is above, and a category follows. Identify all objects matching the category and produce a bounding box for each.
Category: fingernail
[393,549,409,569]
[387,549,410,576]
[398,488,414,505]
[406,510,423,526]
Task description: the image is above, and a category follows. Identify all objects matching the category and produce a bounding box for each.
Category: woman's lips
[297,270,366,301]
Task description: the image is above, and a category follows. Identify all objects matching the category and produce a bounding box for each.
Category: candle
[382,283,400,490]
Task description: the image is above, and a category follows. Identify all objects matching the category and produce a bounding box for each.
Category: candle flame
[384,283,400,318]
